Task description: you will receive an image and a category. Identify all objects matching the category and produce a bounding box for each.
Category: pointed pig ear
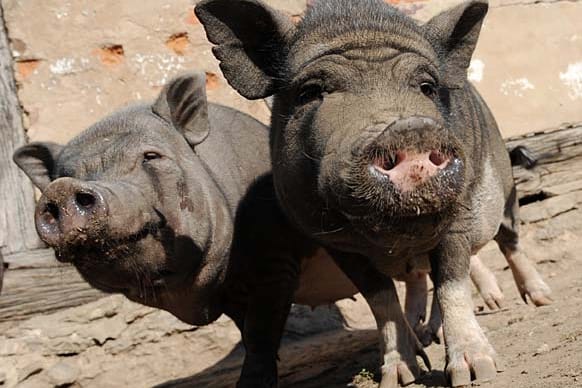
[424,0,488,87]
[152,72,210,147]
[13,142,63,191]
[195,0,295,99]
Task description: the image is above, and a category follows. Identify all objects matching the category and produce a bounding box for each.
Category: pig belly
[293,248,358,307]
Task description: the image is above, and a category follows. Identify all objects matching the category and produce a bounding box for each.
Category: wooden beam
[0,4,42,255]
[0,249,104,329]
[507,123,582,200]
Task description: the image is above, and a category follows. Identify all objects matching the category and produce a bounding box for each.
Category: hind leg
[415,288,443,347]
[470,255,504,310]
[404,271,428,340]
[495,193,552,306]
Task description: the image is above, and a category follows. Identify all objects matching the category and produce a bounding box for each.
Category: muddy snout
[35,177,108,250]
[367,117,461,192]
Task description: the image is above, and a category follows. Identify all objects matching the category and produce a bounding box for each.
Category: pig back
[469,84,515,196]
[196,104,271,212]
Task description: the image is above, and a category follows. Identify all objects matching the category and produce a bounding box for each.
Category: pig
[196,0,553,386]
[13,72,273,326]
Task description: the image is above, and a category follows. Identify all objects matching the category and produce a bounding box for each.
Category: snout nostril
[429,151,447,167]
[374,152,403,172]
[75,192,96,208]
[44,203,60,222]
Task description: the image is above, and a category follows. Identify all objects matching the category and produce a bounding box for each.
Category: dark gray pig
[196,0,552,386]
[13,72,272,326]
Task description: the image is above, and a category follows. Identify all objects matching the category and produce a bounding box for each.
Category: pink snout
[372,150,450,192]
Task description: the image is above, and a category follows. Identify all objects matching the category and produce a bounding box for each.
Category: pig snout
[367,117,459,193]
[372,150,450,192]
[35,177,108,249]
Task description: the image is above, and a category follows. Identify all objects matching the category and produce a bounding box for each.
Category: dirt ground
[289,201,582,388]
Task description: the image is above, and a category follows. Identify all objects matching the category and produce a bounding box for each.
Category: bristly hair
[296,0,422,40]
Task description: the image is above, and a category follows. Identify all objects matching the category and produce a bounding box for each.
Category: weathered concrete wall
[3,0,581,145]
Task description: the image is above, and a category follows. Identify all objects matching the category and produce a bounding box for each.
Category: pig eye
[420,81,437,97]
[143,152,162,162]
[297,83,324,105]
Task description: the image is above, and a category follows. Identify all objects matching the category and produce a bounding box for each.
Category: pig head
[13,73,269,325]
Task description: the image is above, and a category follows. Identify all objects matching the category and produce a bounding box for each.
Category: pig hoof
[379,361,418,388]
[480,287,505,310]
[379,338,431,387]
[520,280,553,306]
[446,348,499,387]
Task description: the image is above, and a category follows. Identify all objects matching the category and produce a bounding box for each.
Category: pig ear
[195,0,295,99]
[13,142,63,191]
[424,0,488,87]
[153,72,210,147]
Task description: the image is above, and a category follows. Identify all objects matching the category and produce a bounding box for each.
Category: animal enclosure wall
[3,0,582,148]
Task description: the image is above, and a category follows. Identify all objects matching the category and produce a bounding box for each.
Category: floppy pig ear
[424,0,488,87]
[152,72,210,147]
[13,142,63,191]
[195,0,295,99]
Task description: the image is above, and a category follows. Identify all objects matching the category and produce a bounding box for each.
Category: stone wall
[3,0,581,145]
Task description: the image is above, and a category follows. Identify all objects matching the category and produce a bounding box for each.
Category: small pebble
[533,343,550,356]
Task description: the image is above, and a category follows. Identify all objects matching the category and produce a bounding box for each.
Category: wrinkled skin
[197,0,552,386]
[13,73,272,326]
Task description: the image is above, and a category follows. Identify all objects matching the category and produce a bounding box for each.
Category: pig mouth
[52,221,159,264]
[333,142,465,227]
[52,219,192,295]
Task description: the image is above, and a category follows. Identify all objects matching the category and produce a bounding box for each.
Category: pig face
[197,0,486,247]
[14,74,227,324]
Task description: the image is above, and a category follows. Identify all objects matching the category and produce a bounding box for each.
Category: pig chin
[54,223,194,297]
[58,233,162,292]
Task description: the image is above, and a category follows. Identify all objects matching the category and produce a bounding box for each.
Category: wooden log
[0,249,104,329]
[0,124,580,327]
[0,4,42,255]
[507,123,582,201]
[0,251,3,294]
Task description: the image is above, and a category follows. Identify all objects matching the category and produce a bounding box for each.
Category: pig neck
[197,104,272,214]
[168,104,270,324]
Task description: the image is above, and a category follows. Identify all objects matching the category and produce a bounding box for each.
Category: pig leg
[331,250,430,387]
[404,271,428,339]
[495,225,552,306]
[431,236,500,387]
[238,281,295,388]
[416,290,443,347]
[403,271,443,347]
[495,193,552,306]
[470,255,504,310]
[409,255,502,348]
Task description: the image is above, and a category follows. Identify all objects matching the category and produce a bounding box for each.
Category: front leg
[238,278,296,388]
[331,250,430,387]
[430,236,500,387]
